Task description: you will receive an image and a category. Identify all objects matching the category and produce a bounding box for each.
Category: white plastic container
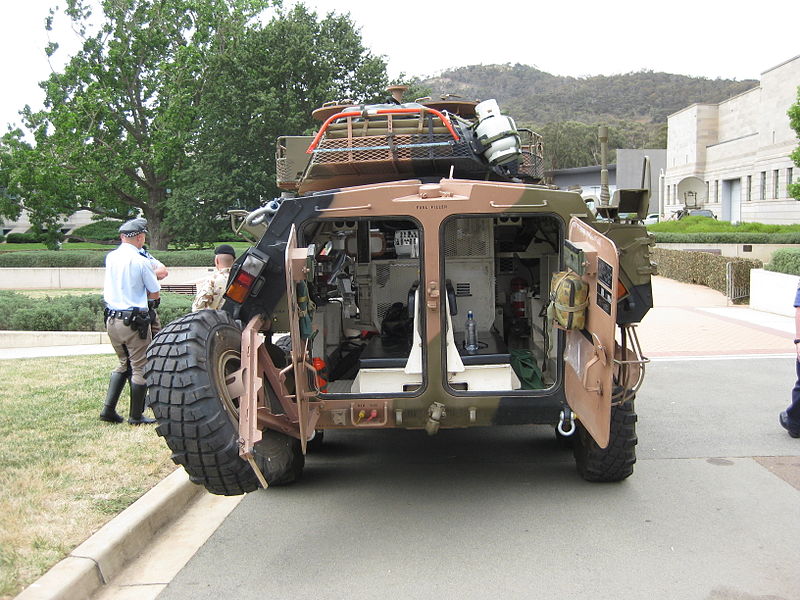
[474,99,521,165]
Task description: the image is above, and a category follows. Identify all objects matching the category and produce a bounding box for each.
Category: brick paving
[637,276,795,358]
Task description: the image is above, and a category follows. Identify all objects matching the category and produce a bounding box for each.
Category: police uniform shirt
[104,243,161,310]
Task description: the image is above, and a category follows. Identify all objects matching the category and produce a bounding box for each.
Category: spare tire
[145,310,303,495]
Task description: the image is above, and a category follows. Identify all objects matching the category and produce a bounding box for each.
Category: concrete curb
[16,468,202,600]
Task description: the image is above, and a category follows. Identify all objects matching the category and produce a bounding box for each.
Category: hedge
[651,248,761,303]
[765,248,800,276]
[5,232,43,244]
[0,290,193,331]
[0,249,218,267]
[652,232,800,244]
[69,220,123,242]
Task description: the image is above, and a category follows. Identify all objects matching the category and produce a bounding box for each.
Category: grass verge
[0,354,173,599]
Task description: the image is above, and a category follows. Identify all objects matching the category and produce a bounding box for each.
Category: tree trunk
[143,188,172,250]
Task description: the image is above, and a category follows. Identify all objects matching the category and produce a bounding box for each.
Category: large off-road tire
[145,310,304,495]
[573,396,637,482]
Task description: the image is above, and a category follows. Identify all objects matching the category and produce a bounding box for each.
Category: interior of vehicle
[297,214,562,395]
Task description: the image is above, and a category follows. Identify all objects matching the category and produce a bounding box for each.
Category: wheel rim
[215,347,242,428]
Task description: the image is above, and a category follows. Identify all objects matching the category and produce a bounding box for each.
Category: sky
[1,0,799,130]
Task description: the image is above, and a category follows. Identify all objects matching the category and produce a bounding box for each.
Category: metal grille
[444,218,492,257]
[519,151,545,180]
[455,282,471,296]
[312,134,471,164]
[375,263,390,287]
[496,257,515,274]
[725,261,750,303]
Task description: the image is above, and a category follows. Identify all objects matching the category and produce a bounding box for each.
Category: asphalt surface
[154,356,800,600]
[11,276,800,599]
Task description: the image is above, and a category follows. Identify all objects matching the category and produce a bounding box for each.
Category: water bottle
[465,310,479,353]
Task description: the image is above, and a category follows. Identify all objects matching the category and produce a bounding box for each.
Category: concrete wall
[0,267,213,289]
[749,268,799,317]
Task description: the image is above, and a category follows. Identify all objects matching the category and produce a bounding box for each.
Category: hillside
[420,64,757,126]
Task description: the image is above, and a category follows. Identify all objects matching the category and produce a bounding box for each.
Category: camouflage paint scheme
[222,177,654,452]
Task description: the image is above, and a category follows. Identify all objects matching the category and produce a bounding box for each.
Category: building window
[773,170,780,198]
[705,182,709,204]
[714,180,719,203]
[760,171,767,200]
[746,175,752,201]
[788,167,794,189]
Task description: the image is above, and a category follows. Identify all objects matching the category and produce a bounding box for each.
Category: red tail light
[224,255,265,303]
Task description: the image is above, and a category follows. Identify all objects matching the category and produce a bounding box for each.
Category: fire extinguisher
[510,277,528,318]
[312,357,328,393]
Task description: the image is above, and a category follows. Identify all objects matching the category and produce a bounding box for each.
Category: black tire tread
[145,310,303,495]
[573,397,638,482]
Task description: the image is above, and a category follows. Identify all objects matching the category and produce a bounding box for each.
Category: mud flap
[563,217,618,448]
[284,224,320,454]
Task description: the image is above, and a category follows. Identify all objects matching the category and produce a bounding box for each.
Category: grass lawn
[0,354,173,599]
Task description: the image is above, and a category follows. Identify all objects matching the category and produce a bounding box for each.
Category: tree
[789,86,800,201]
[4,1,392,249]
[6,0,277,249]
[165,4,390,247]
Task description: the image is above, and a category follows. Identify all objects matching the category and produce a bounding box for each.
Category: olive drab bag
[548,270,589,330]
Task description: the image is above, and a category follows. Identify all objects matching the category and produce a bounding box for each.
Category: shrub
[5,233,43,244]
[0,251,108,267]
[0,290,193,331]
[0,249,223,267]
[765,248,800,276]
[69,220,123,242]
[649,216,800,234]
[651,248,761,303]
[653,231,800,244]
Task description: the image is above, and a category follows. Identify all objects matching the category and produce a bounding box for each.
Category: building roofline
[762,54,800,76]
[667,102,717,119]
[546,164,616,176]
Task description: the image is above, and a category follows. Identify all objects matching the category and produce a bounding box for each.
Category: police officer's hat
[214,244,236,258]
[119,218,148,237]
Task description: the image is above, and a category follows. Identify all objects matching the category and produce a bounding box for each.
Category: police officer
[191,244,236,311]
[99,218,160,425]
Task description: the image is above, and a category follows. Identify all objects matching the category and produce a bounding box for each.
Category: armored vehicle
[146,88,655,495]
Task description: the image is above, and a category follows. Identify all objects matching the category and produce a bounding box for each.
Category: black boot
[99,372,127,423]
[128,383,156,425]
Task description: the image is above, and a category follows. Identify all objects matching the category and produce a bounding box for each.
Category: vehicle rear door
[284,224,320,453]
[563,217,619,448]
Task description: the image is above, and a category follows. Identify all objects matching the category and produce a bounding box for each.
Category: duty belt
[107,309,138,319]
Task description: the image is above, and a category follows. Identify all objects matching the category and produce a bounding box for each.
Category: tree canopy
[1,1,391,249]
[789,86,800,201]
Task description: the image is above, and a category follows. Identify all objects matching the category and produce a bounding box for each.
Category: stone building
[662,55,800,223]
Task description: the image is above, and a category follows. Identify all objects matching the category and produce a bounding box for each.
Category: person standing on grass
[99,218,159,425]
[191,244,236,312]
[780,281,800,438]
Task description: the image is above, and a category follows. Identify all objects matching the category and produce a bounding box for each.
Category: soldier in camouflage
[191,244,236,311]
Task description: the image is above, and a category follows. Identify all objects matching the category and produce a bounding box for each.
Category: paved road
[156,356,800,600]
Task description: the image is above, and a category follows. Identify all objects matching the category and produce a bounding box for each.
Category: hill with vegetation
[421,64,757,125]
[417,64,757,169]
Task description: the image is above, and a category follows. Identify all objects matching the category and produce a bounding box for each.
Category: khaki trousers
[107,316,152,385]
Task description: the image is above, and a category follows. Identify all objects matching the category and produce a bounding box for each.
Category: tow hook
[557,405,576,437]
[425,402,446,436]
